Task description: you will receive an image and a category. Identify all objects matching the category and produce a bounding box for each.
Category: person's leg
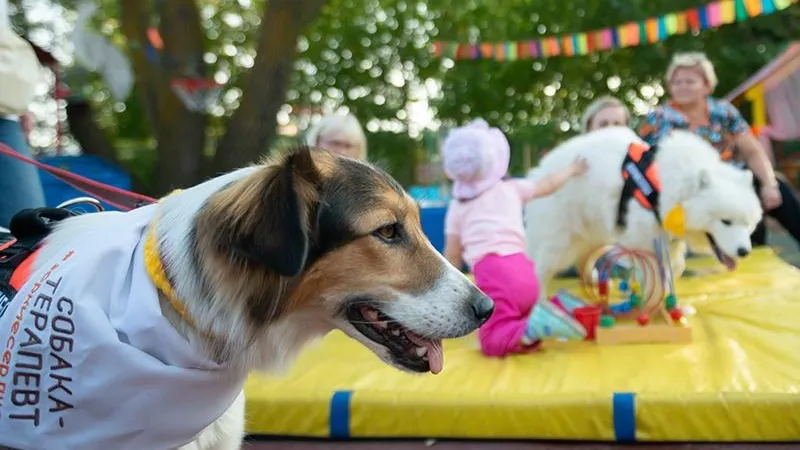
[474,254,539,357]
[764,177,800,248]
[750,174,768,247]
[475,253,587,357]
[0,117,46,229]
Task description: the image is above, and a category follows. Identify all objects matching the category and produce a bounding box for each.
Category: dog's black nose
[737,247,750,258]
[470,292,495,324]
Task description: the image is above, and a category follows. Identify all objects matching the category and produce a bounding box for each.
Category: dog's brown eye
[721,219,732,226]
[374,223,400,242]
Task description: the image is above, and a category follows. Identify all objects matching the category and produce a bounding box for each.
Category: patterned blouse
[638,96,751,161]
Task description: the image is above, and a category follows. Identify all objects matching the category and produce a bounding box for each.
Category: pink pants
[473,252,542,358]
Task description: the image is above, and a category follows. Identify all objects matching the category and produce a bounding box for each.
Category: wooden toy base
[595,323,692,345]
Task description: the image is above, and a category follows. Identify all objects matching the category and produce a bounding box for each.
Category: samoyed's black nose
[737,247,750,258]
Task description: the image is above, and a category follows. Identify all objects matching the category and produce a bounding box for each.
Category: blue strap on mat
[329,390,352,438]
[613,392,637,442]
[328,389,636,441]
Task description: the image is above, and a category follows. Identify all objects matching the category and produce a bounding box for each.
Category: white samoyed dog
[523,126,763,301]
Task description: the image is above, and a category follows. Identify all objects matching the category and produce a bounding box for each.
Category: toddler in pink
[442,119,588,357]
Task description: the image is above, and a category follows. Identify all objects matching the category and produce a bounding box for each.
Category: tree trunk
[119,0,207,195]
[65,100,117,164]
[213,0,329,174]
[65,98,151,195]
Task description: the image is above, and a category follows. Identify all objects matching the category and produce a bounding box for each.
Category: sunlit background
[6,0,790,192]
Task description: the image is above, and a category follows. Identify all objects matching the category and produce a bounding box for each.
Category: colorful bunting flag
[432,0,796,61]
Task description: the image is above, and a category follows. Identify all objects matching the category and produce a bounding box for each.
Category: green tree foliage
[292,0,439,127]
[20,0,328,194]
[434,0,799,138]
[13,0,799,189]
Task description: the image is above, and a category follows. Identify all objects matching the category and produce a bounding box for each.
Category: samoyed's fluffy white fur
[524,126,763,301]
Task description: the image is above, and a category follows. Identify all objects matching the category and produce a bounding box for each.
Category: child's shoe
[551,289,588,314]
[523,299,587,343]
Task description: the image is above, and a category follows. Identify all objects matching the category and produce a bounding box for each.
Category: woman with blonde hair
[305,112,368,160]
[638,51,800,249]
[555,96,633,278]
[580,96,631,132]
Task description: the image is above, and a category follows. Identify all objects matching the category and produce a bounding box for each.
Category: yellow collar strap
[143,222,201,330]
[141,189,210,334]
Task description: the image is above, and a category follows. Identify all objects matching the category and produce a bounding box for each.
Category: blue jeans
[0,117,45,229]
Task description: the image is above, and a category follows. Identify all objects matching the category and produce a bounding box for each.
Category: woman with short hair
[305,113,368,160]
[580,96,631,132]
[638,51,800,249]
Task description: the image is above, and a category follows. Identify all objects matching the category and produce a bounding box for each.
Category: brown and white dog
[1,147,493,450]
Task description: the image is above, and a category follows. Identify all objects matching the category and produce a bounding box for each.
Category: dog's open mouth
[346,304,444,374]
[706,233,737,271]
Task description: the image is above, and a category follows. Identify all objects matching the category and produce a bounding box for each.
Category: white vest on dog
[0,206,247,450]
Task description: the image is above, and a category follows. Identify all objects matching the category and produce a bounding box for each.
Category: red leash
[0,143,157,211]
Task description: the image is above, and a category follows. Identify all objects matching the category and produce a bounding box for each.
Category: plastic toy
[558,233,692,345]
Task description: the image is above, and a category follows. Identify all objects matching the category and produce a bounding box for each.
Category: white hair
[666,51,718,91]
[580,96,631,133]
[304,113,368,160]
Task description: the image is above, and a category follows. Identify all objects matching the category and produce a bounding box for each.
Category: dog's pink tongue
[426,340,444,374]
[722,255,737,271]
[406,332,444,374]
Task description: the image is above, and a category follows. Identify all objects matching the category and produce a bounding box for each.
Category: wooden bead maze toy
[574,235,692,345]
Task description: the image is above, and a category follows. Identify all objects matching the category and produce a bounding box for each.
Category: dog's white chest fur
[0,206,246,450]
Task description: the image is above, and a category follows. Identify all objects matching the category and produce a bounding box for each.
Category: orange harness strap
[617,141,663,227]
[0,208,78,304]
[0,236,45,306]
[9,248,40,291]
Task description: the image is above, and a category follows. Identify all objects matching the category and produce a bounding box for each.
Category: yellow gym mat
[244,248,800,442]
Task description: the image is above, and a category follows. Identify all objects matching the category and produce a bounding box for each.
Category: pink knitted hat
[442,119,510,200]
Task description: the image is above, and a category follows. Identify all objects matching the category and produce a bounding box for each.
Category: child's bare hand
[571,156,589,176]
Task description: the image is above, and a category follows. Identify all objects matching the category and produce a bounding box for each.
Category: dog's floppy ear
[247,146,321,276]
[200,146,322,277]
